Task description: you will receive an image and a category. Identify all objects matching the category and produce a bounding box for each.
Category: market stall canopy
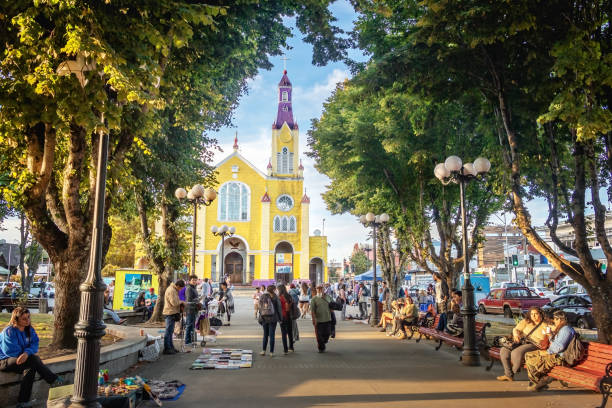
[354,266,383,281]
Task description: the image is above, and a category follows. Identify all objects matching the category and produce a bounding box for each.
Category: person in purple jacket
[0,307,63,407]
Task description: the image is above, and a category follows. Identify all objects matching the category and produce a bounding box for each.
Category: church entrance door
[309,258,323,285]
[225,252,243,284]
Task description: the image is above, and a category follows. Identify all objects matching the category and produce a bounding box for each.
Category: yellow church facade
[193,70,327,286]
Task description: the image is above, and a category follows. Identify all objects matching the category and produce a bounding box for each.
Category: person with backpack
[277,284,295,354]
[357,282,369,320]
[524,310,578,391]
[258,285,282,356]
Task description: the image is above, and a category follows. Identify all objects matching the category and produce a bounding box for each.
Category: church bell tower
[271,70,300,178]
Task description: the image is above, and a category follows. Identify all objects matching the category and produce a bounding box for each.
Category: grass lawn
[0,313,121,360]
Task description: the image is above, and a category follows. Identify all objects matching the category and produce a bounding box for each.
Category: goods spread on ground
[190,348,253,370]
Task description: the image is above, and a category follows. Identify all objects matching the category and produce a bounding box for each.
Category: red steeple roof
[261,192,271,202]
[301,193,310,203]
[233,133,239,150]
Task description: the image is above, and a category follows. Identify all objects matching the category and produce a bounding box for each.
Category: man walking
[162,279,185,355]
[184,275,199,345]
[311,284,333,353]
[201,277,212,300]
[357,282,369,320]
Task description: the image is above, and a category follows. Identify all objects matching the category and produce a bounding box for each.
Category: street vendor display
[190,348,253,370]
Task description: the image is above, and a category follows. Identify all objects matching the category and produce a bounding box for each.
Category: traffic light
[512,254,519,266]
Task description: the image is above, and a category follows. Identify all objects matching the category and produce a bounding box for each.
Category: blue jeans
[262,321,277,353]
[436,313,447,332]
[103,309,121,324]
[164,315,176,351]
[185,313,196,344]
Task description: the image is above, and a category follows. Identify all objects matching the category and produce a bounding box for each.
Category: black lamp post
[434,155,491,366]
[70,122,108,408]
[175,185,217,276]
[211,225,235,284]
[359,212,390,327]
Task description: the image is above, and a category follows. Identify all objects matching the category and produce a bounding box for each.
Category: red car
[478,287,551,318]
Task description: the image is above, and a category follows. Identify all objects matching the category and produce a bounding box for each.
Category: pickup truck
[477,287,551,318]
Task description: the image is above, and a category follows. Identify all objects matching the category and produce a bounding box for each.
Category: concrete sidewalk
[128,297,601,408]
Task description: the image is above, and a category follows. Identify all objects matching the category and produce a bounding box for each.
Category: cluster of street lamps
[359,212,390,326]
[175,185,217,278]
[434,155,491,366]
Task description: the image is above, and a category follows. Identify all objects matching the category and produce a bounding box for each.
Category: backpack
[290,299,301,320]
[260,294,275,317]
[563,333,586,366]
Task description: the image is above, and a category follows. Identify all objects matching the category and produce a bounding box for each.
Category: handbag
[501,320,543,351]
[328,299,343,311]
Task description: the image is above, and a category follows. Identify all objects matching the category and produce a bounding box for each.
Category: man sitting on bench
[445,290,463,337]
[394,296,419,339]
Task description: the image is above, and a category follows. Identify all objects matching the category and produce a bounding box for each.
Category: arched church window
[218,181,250,221]
[289,216,296,232]
[282,91,288,101]
[274,216,281,232]
[281,216,288,232]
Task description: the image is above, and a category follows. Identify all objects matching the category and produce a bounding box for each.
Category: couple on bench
[377,296,419,339]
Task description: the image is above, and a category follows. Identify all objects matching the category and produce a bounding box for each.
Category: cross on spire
[280,55,290,71]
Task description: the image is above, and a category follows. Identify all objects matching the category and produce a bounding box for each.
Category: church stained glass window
[289,216,296,232]
[281,217,288,232]
[218,182,250,221]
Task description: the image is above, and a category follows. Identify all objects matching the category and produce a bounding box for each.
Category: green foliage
[350,250,371,275]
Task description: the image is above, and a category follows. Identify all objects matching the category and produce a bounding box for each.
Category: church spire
[274,70,296,130]
[233,132,239,150]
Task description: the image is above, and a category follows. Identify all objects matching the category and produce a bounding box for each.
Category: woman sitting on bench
[445,291,464,337]
[393,296,419,339]
[377,300,400,331]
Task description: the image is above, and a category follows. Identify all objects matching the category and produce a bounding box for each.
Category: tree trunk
[590,285,612,344]
[148,273,170,322]
[49,252,89,349]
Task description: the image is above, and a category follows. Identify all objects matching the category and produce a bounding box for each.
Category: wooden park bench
[0,296,50,313]
[485,341,612,408]
[416,315,441,342]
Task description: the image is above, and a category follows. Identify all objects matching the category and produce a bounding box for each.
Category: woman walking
[299,282,310,318]
[277,284,295,354]
[259,285,282,356]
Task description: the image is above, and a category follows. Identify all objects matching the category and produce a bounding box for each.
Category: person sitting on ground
[524,310,576,392]
[497,307,550,382]
[394,296,419,339]
[103,288,126,325]
[133,291,148,321]
[377,300,400,332]
[0,307,64,408]
[445,290,464,336]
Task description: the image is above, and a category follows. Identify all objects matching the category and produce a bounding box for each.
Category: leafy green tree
[308,76,502,293]
[350,250,371,275]
[400,0,612,343]
[0,1,347,348]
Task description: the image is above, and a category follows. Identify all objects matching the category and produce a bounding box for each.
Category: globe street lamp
[359,212,390,326]
[434,155,491,366]
[175,185,217,276]
[211,225,235,284]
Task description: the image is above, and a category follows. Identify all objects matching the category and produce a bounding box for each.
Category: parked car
[528,286,554,298]
[478,287,551,318]
[549,284,587,301]
[542,294,595,329]
[490,282,522,290]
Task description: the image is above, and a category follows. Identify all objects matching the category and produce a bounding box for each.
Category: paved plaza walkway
[131,294,601,408]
